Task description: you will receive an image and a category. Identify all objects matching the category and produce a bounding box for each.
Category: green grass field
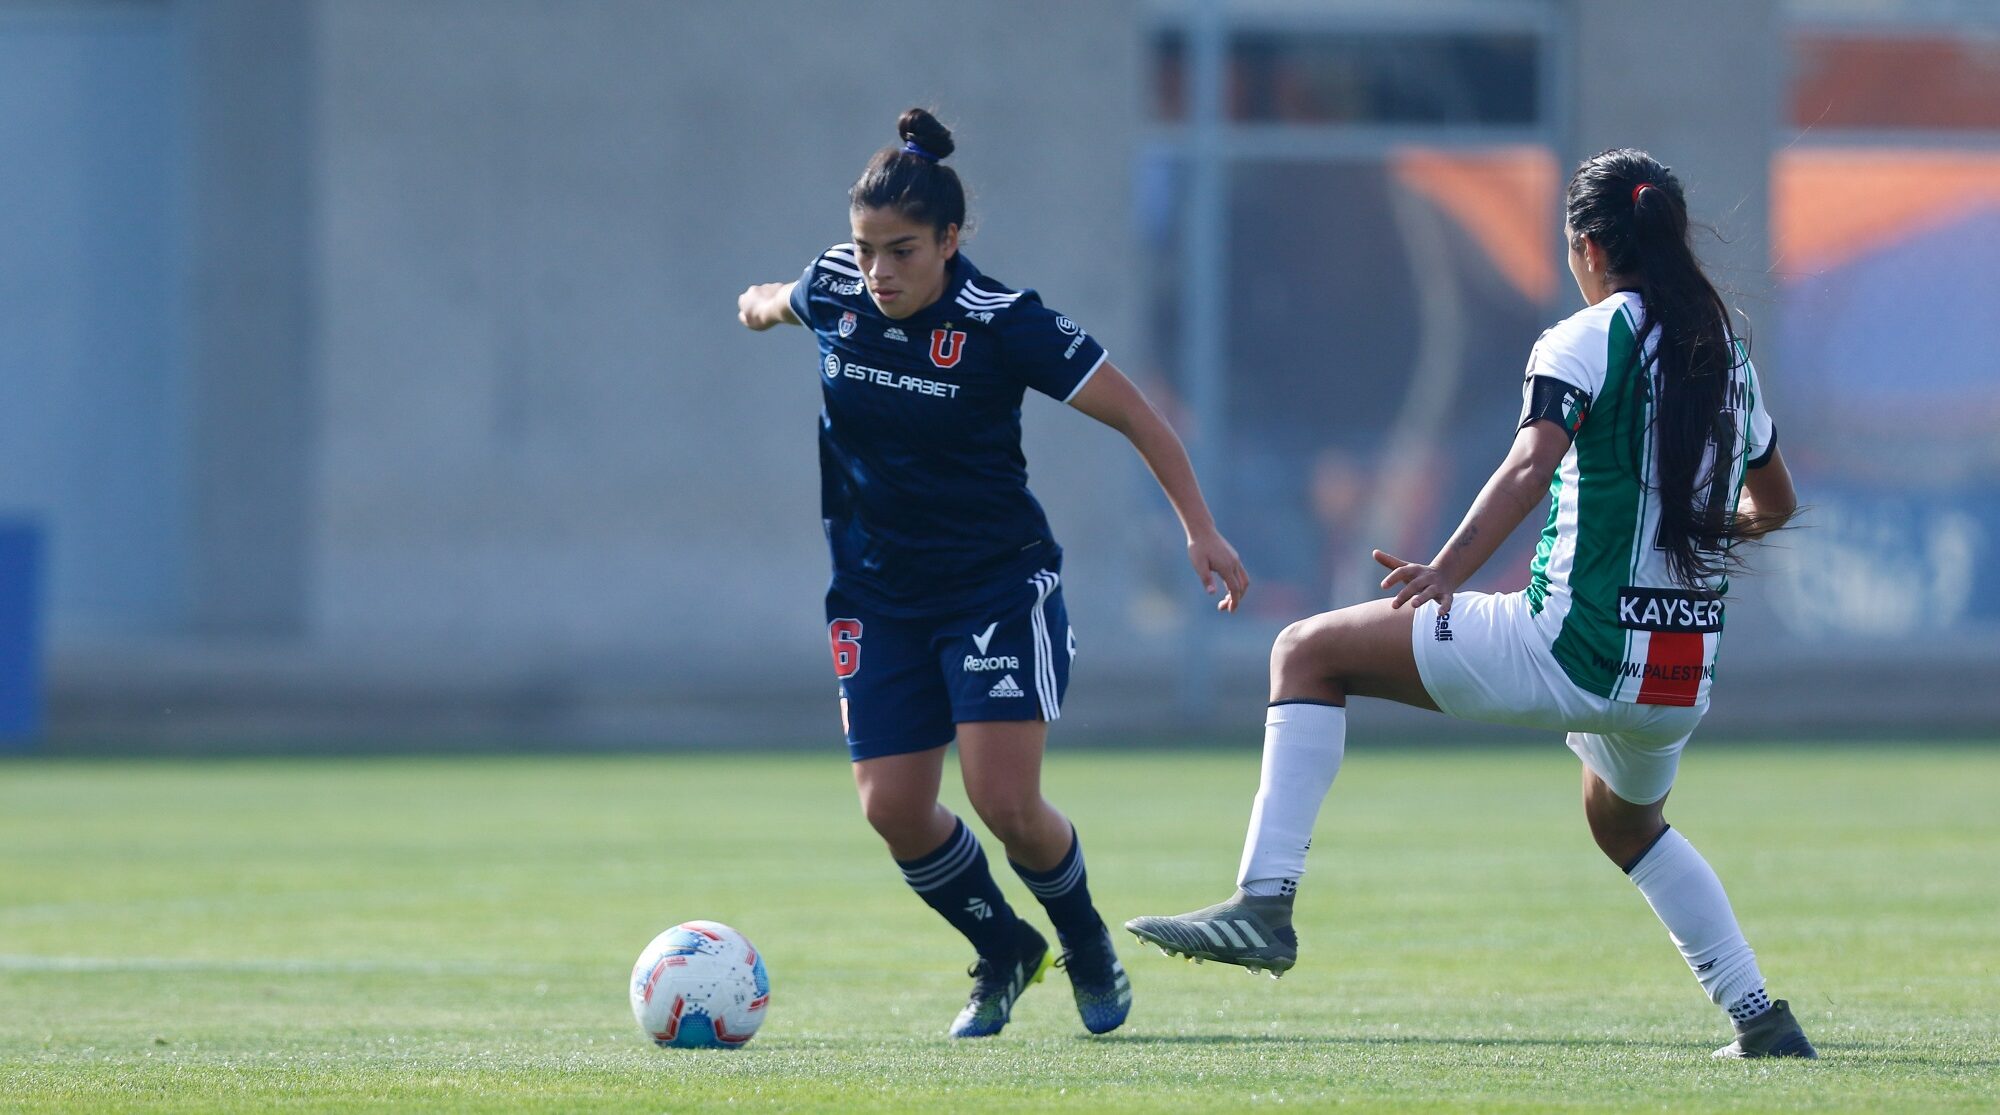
[3,743,1996,1112]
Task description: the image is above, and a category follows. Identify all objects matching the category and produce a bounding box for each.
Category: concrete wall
[186,0,319,636]
[305,0,1146,675]
[1567,0,1780,313]
[45,0,1153,743]
[0,4,186,637]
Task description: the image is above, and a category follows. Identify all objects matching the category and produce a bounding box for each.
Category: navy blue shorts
[825,567,1073,762]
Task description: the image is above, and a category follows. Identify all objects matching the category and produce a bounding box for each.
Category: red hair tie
[1632,182,1656,204]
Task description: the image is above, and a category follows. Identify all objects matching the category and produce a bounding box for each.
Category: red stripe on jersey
[1636,631,1704,707]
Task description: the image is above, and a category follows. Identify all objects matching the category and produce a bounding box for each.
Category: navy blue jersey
[788,245,1108,618]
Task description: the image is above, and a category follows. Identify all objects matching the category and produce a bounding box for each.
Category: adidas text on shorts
[827,568,1074,762]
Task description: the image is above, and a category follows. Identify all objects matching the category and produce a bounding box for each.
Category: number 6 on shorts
[828,619,863,678]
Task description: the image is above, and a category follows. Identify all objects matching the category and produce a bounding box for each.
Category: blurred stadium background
[3,0,1998,753]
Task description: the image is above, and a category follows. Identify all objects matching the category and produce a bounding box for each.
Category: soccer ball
[629,920,770,1049]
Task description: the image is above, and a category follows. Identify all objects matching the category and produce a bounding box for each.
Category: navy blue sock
[1010,827,1101,947]
[896,817,1021,959]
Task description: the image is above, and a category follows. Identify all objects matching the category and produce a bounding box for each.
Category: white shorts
[1409,590,1705,805]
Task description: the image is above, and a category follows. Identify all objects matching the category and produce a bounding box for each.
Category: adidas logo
[987,674,1025,698]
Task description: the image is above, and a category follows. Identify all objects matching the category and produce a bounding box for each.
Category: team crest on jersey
[839,311,857,338]
[930,328,967,369]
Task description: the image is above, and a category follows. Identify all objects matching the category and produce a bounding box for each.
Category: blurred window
[1141,151,1559,624]
[1154,28,1540,125]
[1792,31,2000,130]
[1771,9,2000,640]
[1139,6,1561,638]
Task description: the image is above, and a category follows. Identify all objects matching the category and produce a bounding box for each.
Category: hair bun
[897,107,956,161]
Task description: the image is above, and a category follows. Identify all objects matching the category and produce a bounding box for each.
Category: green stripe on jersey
[1525,468,1563,615]
[1549,308,1646,698]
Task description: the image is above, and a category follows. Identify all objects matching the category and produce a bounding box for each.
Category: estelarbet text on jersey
[789,245,1107,619]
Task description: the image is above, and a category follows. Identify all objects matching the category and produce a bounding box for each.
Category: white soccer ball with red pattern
[629,921,770,1049]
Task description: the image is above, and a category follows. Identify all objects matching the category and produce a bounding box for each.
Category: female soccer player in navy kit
[1129,149,1816,1058]
[737,109,1248,1038]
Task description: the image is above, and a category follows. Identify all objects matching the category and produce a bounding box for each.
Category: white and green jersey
[1521,292,1775,707]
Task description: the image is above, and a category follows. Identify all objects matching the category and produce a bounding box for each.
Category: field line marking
[0,954,561,976]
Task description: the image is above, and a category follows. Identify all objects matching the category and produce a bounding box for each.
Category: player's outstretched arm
[1068,361,1249,613]
[736,281,801,331]
[1376,419,1571,612]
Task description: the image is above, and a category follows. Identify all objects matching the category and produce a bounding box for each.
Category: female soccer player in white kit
[1128,149,1816,1059]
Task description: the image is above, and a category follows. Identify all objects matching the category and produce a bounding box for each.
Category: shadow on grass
[1096,1033,1656,1050]
[1097,1034,1999,1069]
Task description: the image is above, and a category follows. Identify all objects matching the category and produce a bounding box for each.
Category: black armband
[1519,376,1591,440]
[1747,426,1778,469]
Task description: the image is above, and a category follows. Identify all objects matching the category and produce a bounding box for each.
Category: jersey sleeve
[1516,311,1611,436]
[995,296,1107,403]
[1524,315,1609,398]
[788,260,818,330]
[1743,359,1778,467]
[791,244,867,332]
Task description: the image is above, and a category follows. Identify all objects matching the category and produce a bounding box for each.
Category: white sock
[1625,826,1767,1015]
[1236,702,1346,897]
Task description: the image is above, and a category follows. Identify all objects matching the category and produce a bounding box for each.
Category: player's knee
[1595,831,1656,868]
[1271,616,1340,688]
[859,789,933,847]
[1586,808,1665,867]
[1271,619,1316,674]
[967,790,1041,847]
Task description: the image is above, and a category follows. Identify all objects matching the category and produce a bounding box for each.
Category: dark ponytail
[1566,149,1765,588]
[849,108,967,237]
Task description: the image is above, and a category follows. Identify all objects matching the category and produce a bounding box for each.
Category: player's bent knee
[1271,618,1322,675]
[1271,614,1348,699]
[1586,811,1667,867]
[859,792,934,844]
[967,793,1042,847]
[1595,831,1657,868]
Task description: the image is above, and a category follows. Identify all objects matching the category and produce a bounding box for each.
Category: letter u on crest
[929,329,967,369]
